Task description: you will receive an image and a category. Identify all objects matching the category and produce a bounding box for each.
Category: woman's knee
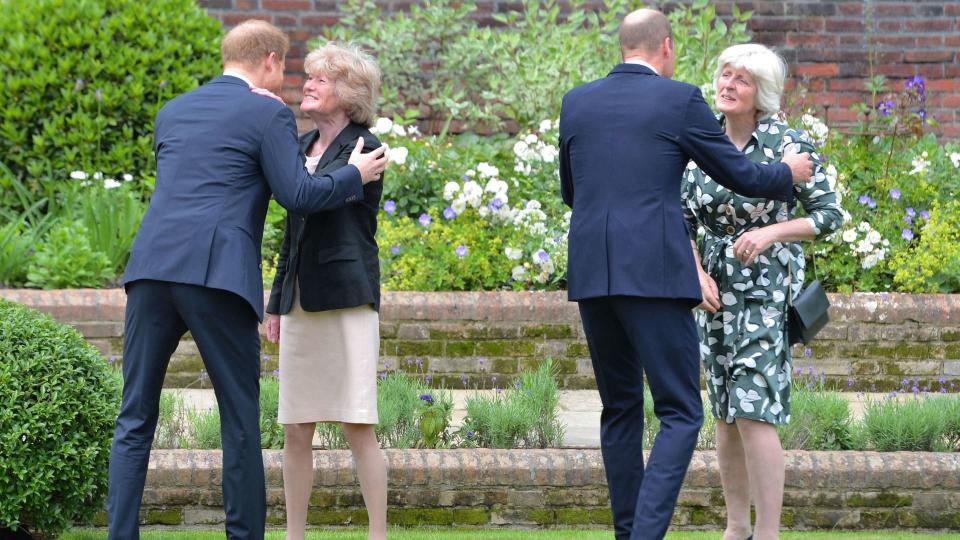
[284,423,316,447]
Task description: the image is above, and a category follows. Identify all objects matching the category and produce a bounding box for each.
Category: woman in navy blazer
[263,42,387,540]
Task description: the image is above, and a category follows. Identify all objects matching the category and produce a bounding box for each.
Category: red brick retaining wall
[1,289,959,391]
[111,449,960,530]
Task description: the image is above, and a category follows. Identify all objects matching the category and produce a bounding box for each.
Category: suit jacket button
[726,225,736,235]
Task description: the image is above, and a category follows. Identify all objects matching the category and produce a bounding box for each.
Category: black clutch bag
[787,279,830,345]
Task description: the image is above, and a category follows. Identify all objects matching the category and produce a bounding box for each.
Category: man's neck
[622,56,660,75]
[222,66,256,88]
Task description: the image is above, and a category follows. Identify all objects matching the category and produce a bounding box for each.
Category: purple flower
[262,355,270,364]
[419,394,434,404]
[847,378,855,387]
[74,78,85,91]
[425,374,432,383]
[107,356,117,365]
[466,431,475,439]
[415,358,423,368]
[390,245,401,255]
[804,347,813,358]
[443,207,456,220]
[491,376,497,385]
[920,210,930,220]
[455,244,468,258]
[939,377,946,385]
[384,362,391,370]
[418,213,432,227]
[868,198,877,209]
[94,88,103,102]
[535,249,550,263]
[876,100,895,116]
[460,373,468,386]
[889,189,901,200]
[272,368,280,377]
[379,372,387,380]
[488,197,504,210]
[901,228,914,241]
[903,216,913,225]
[384,200,397,215]
[906,207,916,217]
[858,195,876,208]
[906,76,926,95]
[917,109,927,120]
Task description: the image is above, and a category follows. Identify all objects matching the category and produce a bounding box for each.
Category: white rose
[524,134,538,145]
[387,146,408,165]
[950,152,960,168]
[540,145,559,163]
[505,247,523,260]
[391,124,406,137]
[451,198,467,214]
[866,230,881,244]
[841,229,857,243]
[371,117,393,135]
[443,181,461,201]
[511,265,526,281]
[539,119,553,133]
[103,178,122,189]
[122,173,134,182]
[862,253,879,269]
[477,162,499,179]
[70,171,87,180]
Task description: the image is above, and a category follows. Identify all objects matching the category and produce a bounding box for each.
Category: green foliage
[0,299,121,536]
[891,200,960,293]
[184,408,222,450]
[459,359,564,448]
[860,394,958,452]
[0,0,221,213]
[376,372,454,449]
[259,375,284,449]
[25,221,116,289]
[322,0,750,132]
[73,185,146,272]
[153,391,187,450]
[779,378,853,451]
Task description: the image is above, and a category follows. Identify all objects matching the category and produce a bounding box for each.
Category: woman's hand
[733,227,778,266]
[265,314,280,344]
[697,268,721,313]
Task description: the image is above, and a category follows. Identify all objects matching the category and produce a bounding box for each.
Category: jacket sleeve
[265,214,292,315]
[782,128,844,239]
[259,107,364,213]
[679,88,795,204]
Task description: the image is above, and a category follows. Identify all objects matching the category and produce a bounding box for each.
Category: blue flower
[901,228,914,241]
[272,368,280,377]
[419,394,433,404]
[903,215,913,225]
[384,200,397,214]
[390,245,401,255]
[535,249,550,263]
[920,210,930,220]
[74,78,85,91]
[455,244,468,258]
[107,355,117,365]
[905,76,926,95]
[419,213,432,227]
[867,198,876,209]
[888,189,901,200]
[876,100,895,116]
[94,88,103,102]
[804,347,813,358]
[443,207,456,220]
[466,431,475,439]
[488,197,504,210]
[906,207,916,217]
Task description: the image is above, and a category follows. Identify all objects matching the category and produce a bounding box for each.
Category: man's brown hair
[221,19,289,67]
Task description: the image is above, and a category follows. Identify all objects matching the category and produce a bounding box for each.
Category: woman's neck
[723,112,756,151]
[307,113,351,156]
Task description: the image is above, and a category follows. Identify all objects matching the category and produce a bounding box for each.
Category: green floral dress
[681,116,844,425]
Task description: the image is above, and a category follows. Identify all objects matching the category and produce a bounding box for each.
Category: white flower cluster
[950,152,960,169]
[370,117,419,138]
[838,221,889,269]
[513,119,559,175]
[442,166,512,222]
[800,113,829,146]
[909,151,930,175]
[69,170,134,189]
[508,233,568,285]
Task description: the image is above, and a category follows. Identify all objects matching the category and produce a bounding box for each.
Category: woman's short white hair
[304,41,381,127]
[714,43,787,121]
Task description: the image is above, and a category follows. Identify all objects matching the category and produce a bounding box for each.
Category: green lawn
[59,529,960,540]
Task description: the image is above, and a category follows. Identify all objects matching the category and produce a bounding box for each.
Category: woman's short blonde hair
[713,43,787,121]
[304,41,381,127]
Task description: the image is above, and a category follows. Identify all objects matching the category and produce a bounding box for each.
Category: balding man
[107,20,387,540]
[559,8,812,540]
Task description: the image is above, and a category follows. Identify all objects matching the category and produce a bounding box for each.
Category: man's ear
[662,37,673,59]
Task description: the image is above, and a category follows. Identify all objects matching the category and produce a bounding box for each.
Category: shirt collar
[222,69,254,88]
[623,59,659,75]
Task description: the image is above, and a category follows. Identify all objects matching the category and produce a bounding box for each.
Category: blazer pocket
[317,245,360,263]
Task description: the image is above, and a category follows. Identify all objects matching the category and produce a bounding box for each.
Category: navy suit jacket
[559,64,795,304]
[124,75,364,320]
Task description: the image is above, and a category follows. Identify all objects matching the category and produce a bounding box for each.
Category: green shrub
[459,359,564,448]
[25,221,116,289]
[779,380,853,451]
[259,375,284,449]
[891,200,960,293]
[73,184,146,273]
[153,391,187,450]
[860,394,954,452]
[0,299,121,536]
[376,372,454,449]
[184,408,222,450]
[0,0,221,212]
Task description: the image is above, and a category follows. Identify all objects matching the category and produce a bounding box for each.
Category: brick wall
[196,0,960,138]
[99,449,960,530]
[2,289,959,392]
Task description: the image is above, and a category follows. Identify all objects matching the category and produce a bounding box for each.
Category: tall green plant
[0,0,221,212]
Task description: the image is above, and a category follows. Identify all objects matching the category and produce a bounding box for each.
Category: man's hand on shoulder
[348,137,388,185]
[782,144,813,184]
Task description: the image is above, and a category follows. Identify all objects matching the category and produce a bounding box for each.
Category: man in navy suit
[559,9,813,540]
[107,20,387,540]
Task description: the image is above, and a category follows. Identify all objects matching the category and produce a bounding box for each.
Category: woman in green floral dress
[681,44,844,540]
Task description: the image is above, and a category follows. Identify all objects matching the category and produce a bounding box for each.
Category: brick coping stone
[3,289,960,325]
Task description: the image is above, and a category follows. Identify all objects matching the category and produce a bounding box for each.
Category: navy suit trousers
[108,280,265,540]
[578,296,704,540]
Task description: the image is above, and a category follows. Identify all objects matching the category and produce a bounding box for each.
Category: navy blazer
[559,64,795,304]
[123,75,364,320]
[266,123,382,315]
